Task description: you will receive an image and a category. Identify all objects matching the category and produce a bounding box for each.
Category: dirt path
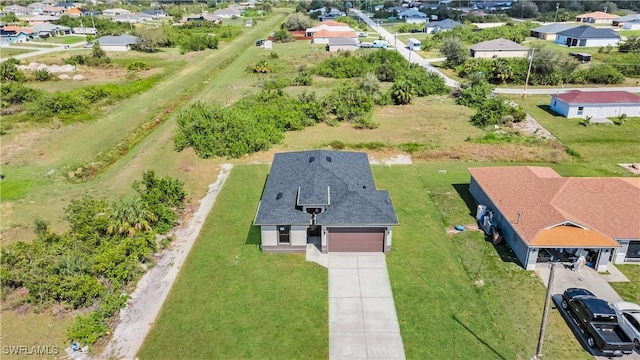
[100,164,233,360]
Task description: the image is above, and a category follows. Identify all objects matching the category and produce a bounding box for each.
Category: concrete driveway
[328,253,405,360]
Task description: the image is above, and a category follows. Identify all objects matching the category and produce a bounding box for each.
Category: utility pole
[602,6,608,27]
[521,4,524,19]
[534,262,556,359]
[523,48,535,98]
[554,3,559,23]
[394,31,397,49]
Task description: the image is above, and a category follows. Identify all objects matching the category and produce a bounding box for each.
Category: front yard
[139,163,592,359]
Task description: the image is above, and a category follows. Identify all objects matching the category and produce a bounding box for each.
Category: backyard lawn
[39,35,86,44]
[0,47,36,57]
[611,265,640,303]
[137,165,328,359]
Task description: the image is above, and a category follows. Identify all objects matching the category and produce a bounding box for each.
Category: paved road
[0,40,87,62]
[328,253,405,360]
[353,10,640,95]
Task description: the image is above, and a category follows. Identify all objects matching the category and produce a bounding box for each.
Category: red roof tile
[469,166,640,248]
[313,29,357,38]
[552,90,640,105]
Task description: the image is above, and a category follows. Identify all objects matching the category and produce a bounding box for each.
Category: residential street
[352,10,640,95]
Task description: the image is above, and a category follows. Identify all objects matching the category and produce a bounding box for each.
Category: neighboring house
[141,9,168,19]
[424,19,463,34]
[23,15,60,25]
[113,13,153,23]
[254,150,399,253]
[468,166,640,272]
[29,23,71,37]
[469,38,529,58]
[103,8,131,16]
[0,26,35,43]
[54,2,77,9]
[623,19,640,30]
[555,25,619,47]
[28,3,47,15]
[64,8,82,17]
[312,29,358,44]
[306,20,355,36]
[43,6,66,16]
[612,14,640,27]
[96,34,139,51]
[319,13,344,21]
[4,5,34,16]
[529,23,578,41]
[212,8,241,18]
[327,36,358,51]
[73,27,98,35]
[549,90,640,119]
[575,11,619,24]
[398,9,427,23]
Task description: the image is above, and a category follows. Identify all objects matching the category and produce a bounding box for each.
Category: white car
[613,301,640,351]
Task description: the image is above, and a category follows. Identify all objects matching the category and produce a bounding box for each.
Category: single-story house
[29,23,71,37]
[43,6,66,16]
[529,23,578,41]
[141,9,168,19]
[312,29,358,44]
[424,19,463,34]
[113,13,153,23]
[623,19,640,31]
[103,8,131,16]
[555,25,619,48]
[319,13,344,21]
[575,11,619,24]
[549,90,640,119]
[327,36,358,51]
[254,150,399,253]
[73,27,98,35]
[96,34,140,51]
[306,20,355,37]
[469,38,529,58]
[4,5,34,16]
[398,9,428,23]
[23,15,60,25]
[64,8,82,17]
[27,3,47,15]
[468,166,640,272]
[212,8,241,19]
[54,2,76,10]
[612,14,640,27]
[0,26,35,43]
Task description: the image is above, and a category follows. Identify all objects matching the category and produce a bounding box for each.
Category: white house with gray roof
[424,19,463,34]
[254,151,399,253]
[96,34,139,51]
[555,25,619,47]
[530,23,578,41]
[469,38,529,58]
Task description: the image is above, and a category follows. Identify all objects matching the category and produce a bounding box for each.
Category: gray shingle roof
[427,18,463,29]
[470,38,527,51]
[96,34,140,46]
[254,150,399,226]
[556,25,619,39]
[530,23,579,34]
[328,36,357,46]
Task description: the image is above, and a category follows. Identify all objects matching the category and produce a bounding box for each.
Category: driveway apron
[328,253,405,360]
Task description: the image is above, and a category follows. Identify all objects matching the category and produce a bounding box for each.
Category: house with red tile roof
[312,29,358,44]
[576,11,619,24]
[307,20,357,44]
[550,90,640,119]
[468,166,640,271]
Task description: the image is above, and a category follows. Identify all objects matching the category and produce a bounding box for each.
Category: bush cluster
[64,44,111,67]
[178,34,219,54]
[1,171,186,345]
[455,76,526,128]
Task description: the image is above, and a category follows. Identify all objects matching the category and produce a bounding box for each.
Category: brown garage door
[328,227,385,252]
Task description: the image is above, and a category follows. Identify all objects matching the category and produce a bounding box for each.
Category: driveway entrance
[328,253,405,359]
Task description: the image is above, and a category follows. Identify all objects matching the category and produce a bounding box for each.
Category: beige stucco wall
[329,44,357,52]
[291,225,307,246]
[472,49,528,59]
[261,226,278,247]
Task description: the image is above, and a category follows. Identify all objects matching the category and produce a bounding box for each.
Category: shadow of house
[452,183,477,219]
[245,223,261,246]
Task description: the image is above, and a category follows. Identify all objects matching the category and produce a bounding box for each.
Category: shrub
[293,72,312,86]
[126,61,150,72]
[260,76,291,90]
[570,64,624,85]
[26,91,87,118]
[323,82,374,123]
[1,58,25,82]
[455,81,494,109]
[273,28,294,43]
[33,69,54,82]
[402,65,449,96]
[440,37,468,68]
[1,82,45,107]
[612,113,627,126]
[178,34,219,54]
[65,55,86,66]
[253,59,273,73]
[390,79,415,105]
[80,85,111,102]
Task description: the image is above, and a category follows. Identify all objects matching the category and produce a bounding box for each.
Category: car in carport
[612,301,640,351]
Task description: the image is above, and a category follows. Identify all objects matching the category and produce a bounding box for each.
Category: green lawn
[137,165,328,359]
[0,47,37,57]
[619,30,640,38]
[511,95,640,175]
[39,35,86,44]
[611,264,640,303]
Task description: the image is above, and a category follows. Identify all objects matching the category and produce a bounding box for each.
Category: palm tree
[108,197,157,237]
[390,79,414,105]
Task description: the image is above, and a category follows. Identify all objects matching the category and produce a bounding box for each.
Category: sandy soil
[99,164,233,360]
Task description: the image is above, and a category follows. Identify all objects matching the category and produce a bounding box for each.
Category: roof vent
[362,185,367,189]
[326,156,332,162]
[309,156,315,163]
[276,192,283,200]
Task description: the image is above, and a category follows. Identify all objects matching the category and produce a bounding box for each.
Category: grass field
[0,47,37,57]
[511,95,640,175]
[138,165,328,359]
[38,35,86,44]
[619,30,640,38]
[611,265,640,303]
[138,163,592,359]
